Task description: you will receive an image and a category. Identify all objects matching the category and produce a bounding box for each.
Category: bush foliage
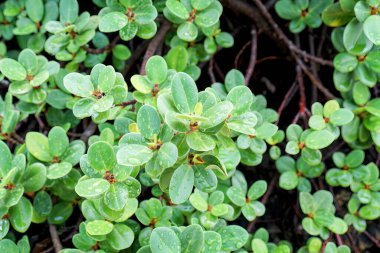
[0,0,379,252]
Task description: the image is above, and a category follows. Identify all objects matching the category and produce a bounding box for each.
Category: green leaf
[99,12,129,33]
[88,141,116,172]
[299,192,315,214]
[343,19,373,55]
[47,162,72,179]
[181,224,204,253]
[0,58,27,81]
[226,186,246,206]
[0,220,9,240]
[275,0,300,20]
[26,132,52,162]
[202,231,222,253]
[328,217,348,234]
[107,224,134,250]
[333,52,358,73]
[137,105,161,139]
[169,164,194,204]
[364,15,380,45]
[48,126,69,157]
[217,225,248,251]
[248,180,267,200]
[104,183,128,211]
[330,108,354,126]
[177,22,198,42]
[33,191,52,217]
[171,72,198,113]
[86,220,114,235]
[322,3,353,27]
[305,130,335,150]
[150,227,181,253]
[251,238,268,253]
[166,0,189,20]
[59,0,79,24]
[117,144,153,166]
[186,131,215,152]
[75,178,110,198]
[22,163,47,192]
[166,46,189,71]
[26,0,44,22]
[146,55,168,84]
[63,73,94,97]
[98,66,116,93]
[201,101,233,130]
[0,140,12,176]
[9,197,33,233]
[48,202,73,224]
[191,0,213,10]
[0,239,18,253]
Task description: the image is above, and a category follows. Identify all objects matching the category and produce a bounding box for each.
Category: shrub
[0,0,379,252]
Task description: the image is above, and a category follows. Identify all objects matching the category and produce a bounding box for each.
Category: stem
[363,231,380,248]
[140,20,171,75]
[245,27,258,84]
[49,224,63,253]
[82,36,120,54]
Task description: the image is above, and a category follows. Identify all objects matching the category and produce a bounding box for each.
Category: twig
[247,174,278,232]
[249,0,335,99]
[363,231,380,248]
[117,99,137,107]
[82,36,120,54]
[296,58,335,99]
[81,121,97,143]
[296,65,308,126]
[234,40,251,68]
[276,81,298,124]
[308,30,318,103]
[245,27,258,84]
[208,57,216,83]
[122,40,150,77]
[222,0,333,67]
[35,115,46,132]
[49,224,62,253]
[347,232,361,253]
[11,132,24,143]
[140,20,171,75]
[335,234,343,246]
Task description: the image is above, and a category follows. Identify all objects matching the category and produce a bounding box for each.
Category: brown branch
[82,36,120,54]
[245,27,258,84]
[276,81,298,124]
[117,99,137,107]
[247,174,278,232]
[208,57,216,83]
[222,0,333,67]
[363,231,380,248]
[122,40,150,77]
[49,224,62,253]
[140,20,171,75]
[234,40,251,68]
[296,58,335,99]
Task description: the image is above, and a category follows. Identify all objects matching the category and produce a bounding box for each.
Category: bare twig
[247,174,278,232]
[276,81,298,124]
[49,224,62,253]
[234,40,251,68]
[245,28,258,84]
[248,0,335,99]
[122,40,150,77]
[82,36,120,54]
[363,231,380,248]
[208,57,216,83]
[140,20,171,75]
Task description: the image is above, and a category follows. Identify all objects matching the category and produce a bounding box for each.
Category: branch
[82,36,120,54]
[221,0,333,66]
[49,224,62,253]
[245,27,258,84]
[363,231,380,248]
[140,20,171,75]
